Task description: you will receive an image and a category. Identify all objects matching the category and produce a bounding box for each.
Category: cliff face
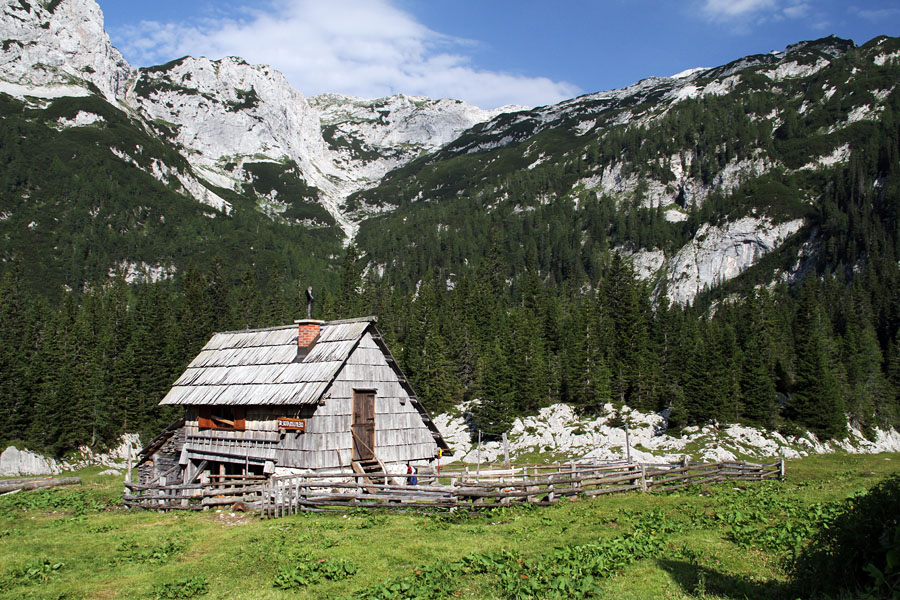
[0,0,130,101]
[1,0,515,238]
[3,0,897,305]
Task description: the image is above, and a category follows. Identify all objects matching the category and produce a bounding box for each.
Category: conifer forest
[1,34,900,457]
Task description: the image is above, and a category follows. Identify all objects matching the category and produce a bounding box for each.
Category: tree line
[2,236,897,458]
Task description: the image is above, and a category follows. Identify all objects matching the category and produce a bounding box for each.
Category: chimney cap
[294,319,325,325]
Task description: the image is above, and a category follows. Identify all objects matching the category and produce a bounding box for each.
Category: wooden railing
[260,459,784,517]
[123,474,266,511]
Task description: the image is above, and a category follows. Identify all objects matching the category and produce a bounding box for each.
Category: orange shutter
[233,407,246,431]
[198,408,214,429]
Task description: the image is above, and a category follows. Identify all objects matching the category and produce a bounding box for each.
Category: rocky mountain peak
[126,54,328,189]
[785,35,854,58]
[1,0,516,239]
[0,0,130,101]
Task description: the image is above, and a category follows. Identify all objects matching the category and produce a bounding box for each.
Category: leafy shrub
[790,474,900,598]
[2,557,64,589]
[152,575,209,599]
[0,488,118,516]
[708,482,844,556]
[110,539,184,565]
[343,510,678,599]
[273,558,358,589]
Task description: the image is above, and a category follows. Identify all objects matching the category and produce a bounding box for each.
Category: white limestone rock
[660,217,805,305]
[0,445,61,476]
[55,110,104,129]
[435,402,900,466]
[310,93,519,226]
[0,0,130,102]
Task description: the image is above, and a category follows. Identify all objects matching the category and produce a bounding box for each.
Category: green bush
[152,575,209,599]
[1,557,64,589]
[790,474,900,598]
[273,558,358,589]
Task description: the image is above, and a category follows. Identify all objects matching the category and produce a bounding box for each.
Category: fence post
[476,430,482,479]
[779,457,785,481]
[640,464,647,492]
[502,433,510,469]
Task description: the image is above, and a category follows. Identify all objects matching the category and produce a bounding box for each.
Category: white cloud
[852,7,900,21]
[700,0,776,20]
[699,0,815,24]
[113,0,579,109]
[782,2,811,18]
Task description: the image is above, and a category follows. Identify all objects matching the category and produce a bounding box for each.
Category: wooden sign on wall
[277,418,306,432]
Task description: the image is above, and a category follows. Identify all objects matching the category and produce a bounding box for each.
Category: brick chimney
[295,319,323,348]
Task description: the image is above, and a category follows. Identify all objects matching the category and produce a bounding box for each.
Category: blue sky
[96,0,900,109]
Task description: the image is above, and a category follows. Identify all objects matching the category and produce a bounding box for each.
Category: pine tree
[0,262,30,442]
[740,330,777,426]
[788,279,847,438]
[842,300,893,429]
[680,324,721,425]
[334,244,365,318]
[472,335,515,438]
[177,264,213,361]
[603,254,655,411]
[508,307,548,414]
[206,256,230,332]
[416,330,459,416]
[568,300,612,413]
[231,269,263,330]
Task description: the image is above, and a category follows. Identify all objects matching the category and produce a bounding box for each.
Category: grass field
[0,453,897,599]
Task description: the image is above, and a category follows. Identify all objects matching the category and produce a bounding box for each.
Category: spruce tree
[788,280,847,438]
[472,335,515,438]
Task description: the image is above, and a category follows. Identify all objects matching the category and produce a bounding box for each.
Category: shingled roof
[160,317,375,406]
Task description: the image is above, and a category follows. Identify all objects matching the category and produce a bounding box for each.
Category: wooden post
[476,430,482,479]
[779,457,785,481]
[125,443,132,484]
[639,464,647,492]
[625,425,631,463]
[502,433,510,469]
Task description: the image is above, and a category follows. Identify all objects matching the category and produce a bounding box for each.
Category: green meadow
[0,453,897,599]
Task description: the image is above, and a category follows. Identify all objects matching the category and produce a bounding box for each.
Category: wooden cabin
[137,317,450,488]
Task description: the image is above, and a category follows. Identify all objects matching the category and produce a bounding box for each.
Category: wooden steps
[352,458,387,489]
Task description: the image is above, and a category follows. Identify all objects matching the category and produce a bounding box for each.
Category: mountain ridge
[0,5,898,310]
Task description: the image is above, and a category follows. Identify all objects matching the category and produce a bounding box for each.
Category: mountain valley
[0,0,898,458]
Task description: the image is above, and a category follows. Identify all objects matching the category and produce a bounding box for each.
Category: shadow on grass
[657,559,793,599]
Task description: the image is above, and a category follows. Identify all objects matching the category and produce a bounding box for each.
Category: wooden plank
[0,477,81,494]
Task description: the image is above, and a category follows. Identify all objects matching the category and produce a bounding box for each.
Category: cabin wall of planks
[179,332,438,472]
[138,427,185,485]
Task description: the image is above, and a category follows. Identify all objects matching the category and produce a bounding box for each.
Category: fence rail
[260,459,784,517]
[123,474,266,511]
[124,460,783,514]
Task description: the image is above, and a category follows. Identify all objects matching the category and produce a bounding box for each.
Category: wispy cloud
[698,0,816,26]
[113,0,579,109]
[700,0,777,20]
[851,6,900,21]
[782,3,811,19]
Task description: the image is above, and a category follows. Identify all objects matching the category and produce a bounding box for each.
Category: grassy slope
[0,454,897,599]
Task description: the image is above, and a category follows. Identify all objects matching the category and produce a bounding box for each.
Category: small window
[198,407,246,431]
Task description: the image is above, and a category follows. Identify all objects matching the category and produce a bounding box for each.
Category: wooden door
[352,390,376,460]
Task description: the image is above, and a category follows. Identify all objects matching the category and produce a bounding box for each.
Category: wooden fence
[123,474,266,511]
[260,459,784,517]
